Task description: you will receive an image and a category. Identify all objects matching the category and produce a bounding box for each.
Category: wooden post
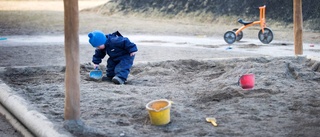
[294,0,303,55]
[63,0,80,120]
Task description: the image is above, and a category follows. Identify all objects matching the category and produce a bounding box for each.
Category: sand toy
[89,67,103,80]
[206,117,218,127]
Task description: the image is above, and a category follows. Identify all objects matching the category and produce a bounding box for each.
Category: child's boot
[102,76,113,81]
[112,76,125,85]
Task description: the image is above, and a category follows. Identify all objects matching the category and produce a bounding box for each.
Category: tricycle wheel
[258,28,273,44]
[233,29,243,41]
[224,31,236,44]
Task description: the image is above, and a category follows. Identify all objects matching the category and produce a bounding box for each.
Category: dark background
[104,0,320,30]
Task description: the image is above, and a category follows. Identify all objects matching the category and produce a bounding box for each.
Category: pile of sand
[1,56,319,136]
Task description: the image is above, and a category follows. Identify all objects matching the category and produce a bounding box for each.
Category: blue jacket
[92,34,138,64]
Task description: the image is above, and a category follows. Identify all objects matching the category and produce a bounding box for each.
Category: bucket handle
[238,75,243,86]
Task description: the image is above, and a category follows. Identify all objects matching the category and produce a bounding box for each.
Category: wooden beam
[63,0,80,120]
[294,0,303,55]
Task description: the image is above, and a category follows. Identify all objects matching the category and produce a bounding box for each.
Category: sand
[0,56,320,137]
[0,1,320,137]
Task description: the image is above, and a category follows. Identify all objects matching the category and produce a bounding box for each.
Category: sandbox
[0,56,319,137]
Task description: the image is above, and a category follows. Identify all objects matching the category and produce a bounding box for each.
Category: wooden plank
[63,0,80,120]
[294,0,303,55]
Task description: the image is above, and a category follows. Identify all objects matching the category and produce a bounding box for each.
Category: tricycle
[224,5,273,44]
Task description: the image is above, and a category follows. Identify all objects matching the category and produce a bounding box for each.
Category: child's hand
[94,64,99,69]
[130,52,137,56]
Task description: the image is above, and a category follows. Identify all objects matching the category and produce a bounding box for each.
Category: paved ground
[1,35,319,66]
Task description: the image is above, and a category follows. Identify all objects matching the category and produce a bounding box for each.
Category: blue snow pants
[106,55,135,81]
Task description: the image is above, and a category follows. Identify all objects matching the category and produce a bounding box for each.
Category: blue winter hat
[88,30,107,47]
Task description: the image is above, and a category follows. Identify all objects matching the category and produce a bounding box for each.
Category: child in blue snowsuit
[88,30,138,84]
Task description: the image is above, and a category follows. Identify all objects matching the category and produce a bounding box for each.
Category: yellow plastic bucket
[146,99,172,126]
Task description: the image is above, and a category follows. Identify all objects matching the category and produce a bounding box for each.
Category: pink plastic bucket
[238,74,255,90]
